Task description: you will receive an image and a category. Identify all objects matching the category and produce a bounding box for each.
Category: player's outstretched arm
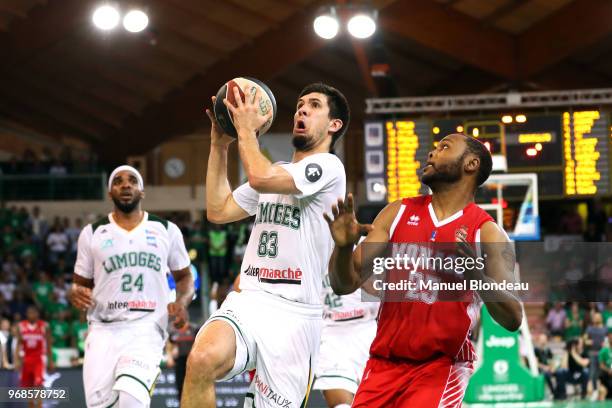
[205,97,251,224]
[325,194,399,295]
[459,221,523,332]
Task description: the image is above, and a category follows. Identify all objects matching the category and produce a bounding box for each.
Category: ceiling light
[347,13,376,39]
[123,9,149,33]
[314,10,339,39]
[93,5,120,30]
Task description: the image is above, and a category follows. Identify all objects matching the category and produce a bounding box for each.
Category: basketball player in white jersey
[70,165,194,408]
[313,271,378,408]
[181,83,350,408]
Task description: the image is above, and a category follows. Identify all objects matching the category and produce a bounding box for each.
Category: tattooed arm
[458,221,523,332]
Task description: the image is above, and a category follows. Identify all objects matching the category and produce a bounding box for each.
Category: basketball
[213,77,277,138]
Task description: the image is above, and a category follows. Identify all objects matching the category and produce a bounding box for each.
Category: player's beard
[112,194,141,214]
[421,154,464,190]
[292,134,315,151]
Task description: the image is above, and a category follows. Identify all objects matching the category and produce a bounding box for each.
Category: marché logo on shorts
[254,373,292,407]
[255,202,300,229]
[103,251,162,273]
[243,265,302,285]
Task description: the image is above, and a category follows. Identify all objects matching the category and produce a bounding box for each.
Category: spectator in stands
[534,333,564,399]
[188,221,206,264]
[52,276,69,306]
[1,254,19,278]
[17,235,38,264]
[9,290,29,322]
[599,332,612,399]
[32,271,53,311]
[46,223,69,266]
[547,302,567,338]
[585,312,608,389]
[70,311,87,360]
[64,217,82,262]
[207,223,228,285]
[28,206,49,244]
[2,226,17,255]
[0,272,16,303]
[0,293,11,320]
[558,337,590,399]
[603,302,612,332]
[47,292,69,320]
[565,302,584,341]
[50,310,70,348]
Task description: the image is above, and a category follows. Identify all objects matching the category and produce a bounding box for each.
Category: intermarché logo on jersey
[243,264,302,285]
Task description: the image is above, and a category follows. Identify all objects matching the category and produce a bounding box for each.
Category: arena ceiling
[0,0,611,165]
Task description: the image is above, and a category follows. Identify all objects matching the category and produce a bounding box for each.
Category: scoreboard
[364,110,611,202]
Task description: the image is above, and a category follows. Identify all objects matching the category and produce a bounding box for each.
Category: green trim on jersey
[314,374,359,385]
[300,356,313,408]
[214,315,250,373]
[92,216,111,233]
[115,373,151,395]
[147,214,168,229]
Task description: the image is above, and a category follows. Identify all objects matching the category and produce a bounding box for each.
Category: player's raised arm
[205,97,251,224]
[223,86,300,194]
[458,221,523,332]
[324,194,400,295]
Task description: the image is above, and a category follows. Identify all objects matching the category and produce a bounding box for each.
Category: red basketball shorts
[20,358,45,387]
[352,356,473,408]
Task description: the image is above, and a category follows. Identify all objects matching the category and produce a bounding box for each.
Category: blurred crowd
[535,302,612,401]
[0,147,99,175]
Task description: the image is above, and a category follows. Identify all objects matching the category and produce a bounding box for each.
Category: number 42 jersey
[233,153,346,305]
[74,212,190,329]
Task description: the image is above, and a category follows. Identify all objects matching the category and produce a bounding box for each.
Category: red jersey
[370,195,493,362]
[19,320,48,361]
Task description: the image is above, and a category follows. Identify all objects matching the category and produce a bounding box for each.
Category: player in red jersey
[324,133,523,408]
[15,305,53,408]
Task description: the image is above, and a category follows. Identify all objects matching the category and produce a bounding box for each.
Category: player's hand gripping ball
[214,77,277,138]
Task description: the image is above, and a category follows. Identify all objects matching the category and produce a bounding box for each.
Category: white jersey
[74,212,190,329]
[322,272,379,327]
[233,153,346,305]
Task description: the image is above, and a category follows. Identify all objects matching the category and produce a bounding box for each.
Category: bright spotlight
[472,128,479,137]
[123,9,149,33]
[501,115,513,124]
[93,5,120,30]
[515,114,527,123]
[456,125,464,133]
[347,14,376,39]
[313,11,339,39]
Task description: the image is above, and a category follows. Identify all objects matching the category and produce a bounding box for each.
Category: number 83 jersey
[233,153,346,305]
[74,212,190,328]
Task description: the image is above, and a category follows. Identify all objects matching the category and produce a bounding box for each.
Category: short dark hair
[299,83,350,149]
[464,135,492,187]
